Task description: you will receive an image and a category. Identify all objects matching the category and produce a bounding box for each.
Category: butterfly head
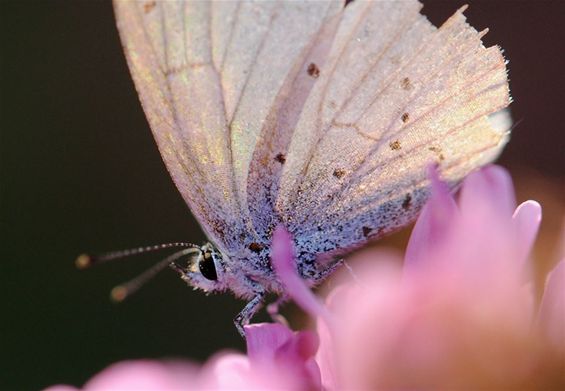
[177,242,226,293]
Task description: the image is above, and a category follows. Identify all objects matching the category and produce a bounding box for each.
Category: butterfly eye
[198,251,218,281]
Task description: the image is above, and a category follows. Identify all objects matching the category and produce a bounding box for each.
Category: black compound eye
[198,251,217,281]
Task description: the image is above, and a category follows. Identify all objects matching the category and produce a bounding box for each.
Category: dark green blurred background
[1,1,563,389]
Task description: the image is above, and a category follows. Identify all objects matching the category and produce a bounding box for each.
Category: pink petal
[204,354,258,390]
[276,331,322,390]
[43,386,78,391]
[276,330,319,362]
[82,360,197,391]
[245,322,293,363]
[405,165,458,269]
[448,165,520,275]
[459,165,516,220]
[316,310,338,391]
[538,260,565,349]
[271,225,333,326]
[512,200,542,266]
[244,322,322,390]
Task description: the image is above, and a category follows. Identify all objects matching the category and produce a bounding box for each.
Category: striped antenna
[75,242,199,269]
[110,248,201,302]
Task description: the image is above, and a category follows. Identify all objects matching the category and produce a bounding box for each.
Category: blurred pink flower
[276,165,564,390]
[47,165,564,390]
[45,322,320,391]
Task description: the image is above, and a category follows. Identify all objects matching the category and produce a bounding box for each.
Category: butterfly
[112,0,510,335]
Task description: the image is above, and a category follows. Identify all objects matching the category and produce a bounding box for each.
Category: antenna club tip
[75,254,92,269]
[111,286,128,302]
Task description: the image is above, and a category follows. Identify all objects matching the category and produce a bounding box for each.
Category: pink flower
[46,322,320,390]
[275,165,564,390]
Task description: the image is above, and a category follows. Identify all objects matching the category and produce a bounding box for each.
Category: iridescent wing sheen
[114,0,510,266]
[113,0,342,255]
[273,1,511,260]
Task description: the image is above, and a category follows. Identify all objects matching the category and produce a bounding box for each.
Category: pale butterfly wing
[275,1,510,260]
[113,1,241,256]
[214,0,343,244]
[114,0,509,272]
[113,0,342,257]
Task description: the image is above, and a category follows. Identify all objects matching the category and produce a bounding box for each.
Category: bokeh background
[1,1,563,389]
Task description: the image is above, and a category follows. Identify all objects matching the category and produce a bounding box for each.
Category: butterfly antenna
[110,248,200,302]
[75,242,199,269]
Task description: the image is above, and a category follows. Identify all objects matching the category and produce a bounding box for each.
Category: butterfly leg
[342,260,362,284]
[312,258,344,284]
[234,290,265,337]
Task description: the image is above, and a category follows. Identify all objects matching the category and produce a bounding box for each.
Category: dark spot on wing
[401,77,412,90]
[362,226,371,238]
[307,63,320,78]
[389,140,401,151]
[428,146,445,161]
[333,168,345,179]
[401,112,410,123]
[274,153,286,164]
[143,1,156,13]
[344,0,356,7]
[402,193,412,210]
[248,242,264,253]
